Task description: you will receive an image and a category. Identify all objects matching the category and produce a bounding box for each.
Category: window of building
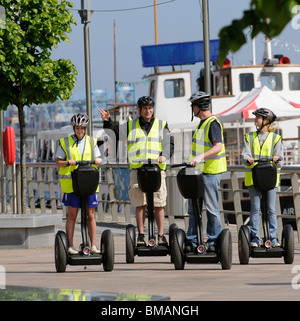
[240,73,254,92]
[164,78,185,98]
[289,72,300,90]
[261,72,282,91]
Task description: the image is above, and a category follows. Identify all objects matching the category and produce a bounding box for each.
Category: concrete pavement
[1,220,300,301]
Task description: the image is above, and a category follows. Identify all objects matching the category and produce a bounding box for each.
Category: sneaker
[251,242,258,248]
[185,244,194,253]
[68,246,78,255]
[272,239,280,247]
[207,244,216,253]
[158,234,168,246]
[91,245,100,254]
[137,234,147,246]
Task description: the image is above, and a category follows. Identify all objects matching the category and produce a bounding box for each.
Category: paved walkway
[1,221,300,301]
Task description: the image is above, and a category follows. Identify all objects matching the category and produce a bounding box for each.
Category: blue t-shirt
[199,119,222,143]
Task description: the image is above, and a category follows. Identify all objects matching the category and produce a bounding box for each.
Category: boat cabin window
[239,73,254,92]
[260,72,282,91]
[164,78,185,98]
[289,72,300,90]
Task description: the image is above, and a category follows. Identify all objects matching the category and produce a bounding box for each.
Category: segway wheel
[282,224,294,264]
[55,231,68,273]
[238,225,251,265]
[169,223,178,263]
[218,228,232,270]
[126,224,136,263]
[172,229,186,270]
[101,229,114,272]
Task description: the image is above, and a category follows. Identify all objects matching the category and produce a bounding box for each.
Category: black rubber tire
[172,229,185,270]
[126,224,136,264]
[101,229,115,272]
[282,224,294,264]
[238,225,251,265]
[55,231,68,273]
[219,228,232,270]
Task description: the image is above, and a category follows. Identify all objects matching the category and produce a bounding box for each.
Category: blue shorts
[62,193,98,208]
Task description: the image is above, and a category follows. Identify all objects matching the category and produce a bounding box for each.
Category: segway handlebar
[170,161,206,168]
[75,161,96,166]
[66,160,96,166]
[247,157,281,164]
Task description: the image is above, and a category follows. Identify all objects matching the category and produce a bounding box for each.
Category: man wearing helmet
[242,108,283,247]
[98,96,174,246]
[56,113,102,255]
[187,91,227,253]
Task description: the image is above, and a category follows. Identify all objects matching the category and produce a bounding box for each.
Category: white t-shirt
[56,135,101,160]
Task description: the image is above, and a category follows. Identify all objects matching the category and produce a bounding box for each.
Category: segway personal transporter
[55,161,114,272]
[238,157,294,264]
[171,163,232,270]
[125,160,177,263]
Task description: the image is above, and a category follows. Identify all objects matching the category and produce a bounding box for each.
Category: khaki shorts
[128,170,167,207]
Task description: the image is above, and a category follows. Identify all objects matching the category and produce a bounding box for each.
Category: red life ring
[3,126,16,165]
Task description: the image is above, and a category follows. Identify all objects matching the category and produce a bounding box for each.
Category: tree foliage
[0,0,77,213]
[218,0,300,65]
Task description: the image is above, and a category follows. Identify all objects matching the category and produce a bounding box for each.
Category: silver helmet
[189,91,211,108]
[71,113,90,127]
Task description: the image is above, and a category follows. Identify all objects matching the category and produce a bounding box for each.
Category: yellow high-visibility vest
[127,118,167,170]
[58,135,99,193]
[189,116,227,173]
[244,131,281,187]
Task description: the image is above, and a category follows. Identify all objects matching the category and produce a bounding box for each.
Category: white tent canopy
[216,86,300,123]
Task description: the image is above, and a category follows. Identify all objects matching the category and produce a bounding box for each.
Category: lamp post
[202,0,211,108]
[79,0,93,135]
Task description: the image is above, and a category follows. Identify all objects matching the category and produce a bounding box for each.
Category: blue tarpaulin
[141,40,219,67]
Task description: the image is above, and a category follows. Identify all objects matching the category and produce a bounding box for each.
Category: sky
[52,0,300,100]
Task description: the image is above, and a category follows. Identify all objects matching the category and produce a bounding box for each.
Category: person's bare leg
[136,205,146,234]
[66,206,78,247]
[154,206,165,236]
[88,207,97,247]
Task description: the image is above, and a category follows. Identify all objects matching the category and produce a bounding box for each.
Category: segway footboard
[185,252,219,264]
[68,254,102,266]
[136,246,169,257]
[251,247,284,258]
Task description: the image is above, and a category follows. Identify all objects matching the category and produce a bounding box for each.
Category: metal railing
[1,162,300,242]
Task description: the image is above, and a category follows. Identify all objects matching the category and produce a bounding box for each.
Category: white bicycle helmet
[71,113,90,127]
[189,91,211,121]
[189,91,211,107]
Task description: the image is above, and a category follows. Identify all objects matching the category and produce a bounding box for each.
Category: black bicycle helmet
[137,96,155,108]
[252,108,277,132]
[252,108,277,123]
[71,113,90,127]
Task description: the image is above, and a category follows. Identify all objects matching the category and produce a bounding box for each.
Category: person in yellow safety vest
[187,91,227,253]
[98,96,174,246]
[242,108,283,248]
[56,114,102,255]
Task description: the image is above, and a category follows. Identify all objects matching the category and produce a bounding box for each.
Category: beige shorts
[128,170,167,207]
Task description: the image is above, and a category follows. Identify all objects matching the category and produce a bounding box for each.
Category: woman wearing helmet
[242,107,283,247]
[56,113,102,255]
